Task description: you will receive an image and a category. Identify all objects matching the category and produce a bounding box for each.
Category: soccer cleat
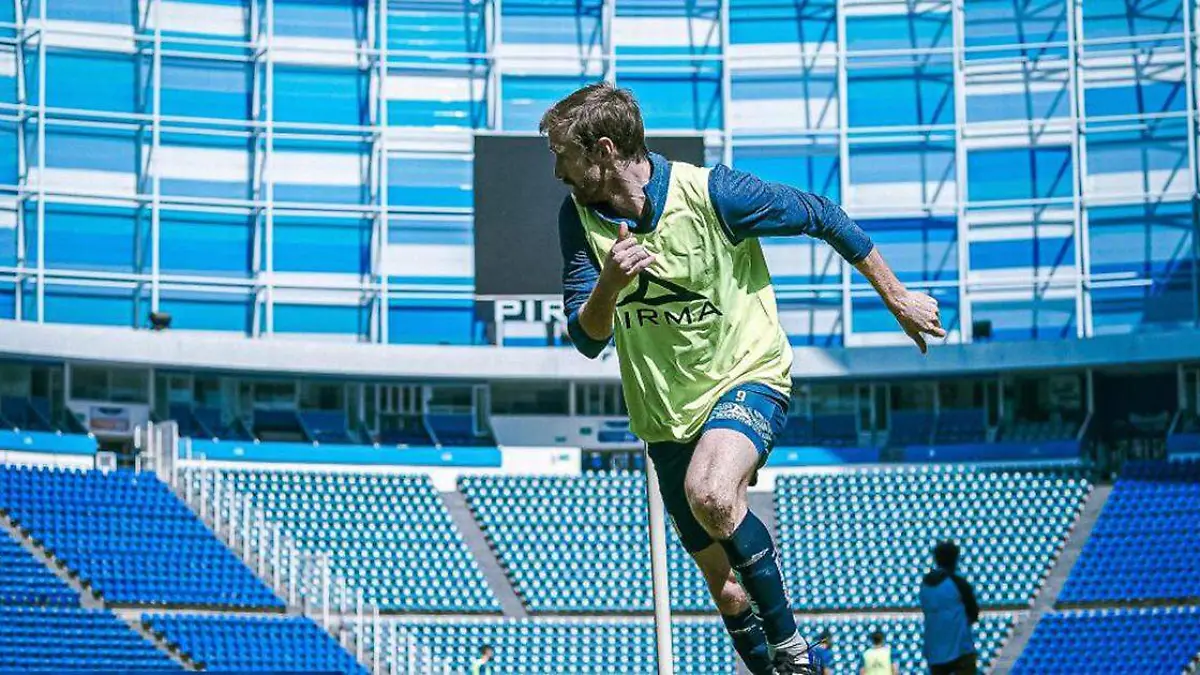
[769,635,820,675]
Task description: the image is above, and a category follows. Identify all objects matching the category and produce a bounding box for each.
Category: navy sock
[722,608,773,675]
[719,511,798,646]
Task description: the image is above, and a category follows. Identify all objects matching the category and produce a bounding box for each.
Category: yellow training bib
[576,161,792,443]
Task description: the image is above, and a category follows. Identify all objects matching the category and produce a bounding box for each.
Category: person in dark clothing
[918,540,979,674]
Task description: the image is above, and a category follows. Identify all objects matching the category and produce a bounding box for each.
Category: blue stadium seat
[379,414,435,446]
[776,465,1090,610]
[1059,459,1199,604]
[937,409,988,444]
[0,465,282,609]
[0,606,181,672]
[889,411,937,447]
[191,469,498,612]
[0,532,78,607]
[428,413,495,446]
[146,614,365,675]
[1012,607,1200,674]
[300,410,357,445]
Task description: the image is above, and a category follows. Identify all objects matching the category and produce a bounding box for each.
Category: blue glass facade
[0,0,1196,344]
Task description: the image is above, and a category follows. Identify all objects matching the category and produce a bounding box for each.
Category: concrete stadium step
[442,489,528,618]
[990,483,1113,674]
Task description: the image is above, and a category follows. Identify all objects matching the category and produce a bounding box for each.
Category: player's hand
[599,223,655,293]
[890,290,946,354]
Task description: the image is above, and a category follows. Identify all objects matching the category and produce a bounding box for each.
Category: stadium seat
[0,465,282,609]
[936,408,988,444]
[888,411,937,447]
[459,473,712,612]
[383,615,1014,675]
[0,606,181,672]
[1059,459,1200,604]
[1012,607,1200,674]
[0,532,78,607]
[776,465,1090,610]
[146,614,365,675]
[427,413,495,446]
[378,414,435,446]
[190,469,499,612]
[299,410,357,445]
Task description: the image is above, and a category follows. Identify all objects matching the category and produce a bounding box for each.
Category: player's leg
[684,384,814,674]
[691,543,774,675]
[647,442,774,675]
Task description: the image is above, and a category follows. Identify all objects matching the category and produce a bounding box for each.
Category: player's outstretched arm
[854,248,946,354]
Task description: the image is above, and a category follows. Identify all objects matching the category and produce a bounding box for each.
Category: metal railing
[140,421,459,675]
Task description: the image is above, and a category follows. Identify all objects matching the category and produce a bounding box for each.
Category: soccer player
[860,630,899,675]
[469,644,495,675]
[544,82,945,675]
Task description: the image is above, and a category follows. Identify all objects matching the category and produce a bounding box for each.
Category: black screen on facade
[473,134,705,297]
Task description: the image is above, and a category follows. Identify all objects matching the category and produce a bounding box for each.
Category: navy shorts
[646,382,790,554]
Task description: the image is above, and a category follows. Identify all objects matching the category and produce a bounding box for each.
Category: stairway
[442,490,527,618]
[989,484,1112,674]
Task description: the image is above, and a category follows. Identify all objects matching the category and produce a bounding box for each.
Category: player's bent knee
[685,480,738,536]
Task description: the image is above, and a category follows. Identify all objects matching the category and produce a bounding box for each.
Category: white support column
[950,0,971,342]
[719,0,733,166]
[34,0,46,322]
[836,0,853,345]
[13,0,28,321]
[1066,0,1091,337]
[150,0,163,313]
[249,0,265,336]
[492,0,505,129]
[1187,0,1200,327]
[264,0,277,335]
[602,0,615,85]
[376,0,390,344]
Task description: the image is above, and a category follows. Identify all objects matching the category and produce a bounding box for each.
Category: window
[490,382,569,415]
[69,366,109,401]
[577,383,626,416]
[300,382,344,411]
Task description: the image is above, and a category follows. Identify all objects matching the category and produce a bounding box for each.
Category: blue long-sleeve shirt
[559,152,875,358]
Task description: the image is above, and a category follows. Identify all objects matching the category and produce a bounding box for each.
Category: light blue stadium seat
[189,469,499,612]
[776,465,1090,610]
[459,473,711,612]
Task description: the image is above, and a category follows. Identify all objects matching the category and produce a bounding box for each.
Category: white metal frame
[5,1,1200,345]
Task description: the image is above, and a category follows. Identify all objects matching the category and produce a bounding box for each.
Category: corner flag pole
[643,443,675,675]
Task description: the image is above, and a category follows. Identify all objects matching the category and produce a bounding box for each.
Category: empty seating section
[428,413,494,446]
[397,615,1013,675]
[1012,608,1200,674]
[1000,417,1078,443]
[146,614,365,675]
[400,618,734,674]
[300,410,356,444]
[778,414,861,447]
[1060,459,1199,604]
[0,466,281,608]
[937,408,988,444]
[187,406,252,441]
[777,466,1090,610]
[379,414,435,446]
[206,470,498,612]
[888,411,936,446]
[0,606,181,672]
[459,474,712,612]
[252,409,307,442]
[1,397,52,431]
[0,533,76,607]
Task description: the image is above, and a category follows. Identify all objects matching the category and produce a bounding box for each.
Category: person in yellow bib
[543,82,945,675]
[861,630,899,675]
